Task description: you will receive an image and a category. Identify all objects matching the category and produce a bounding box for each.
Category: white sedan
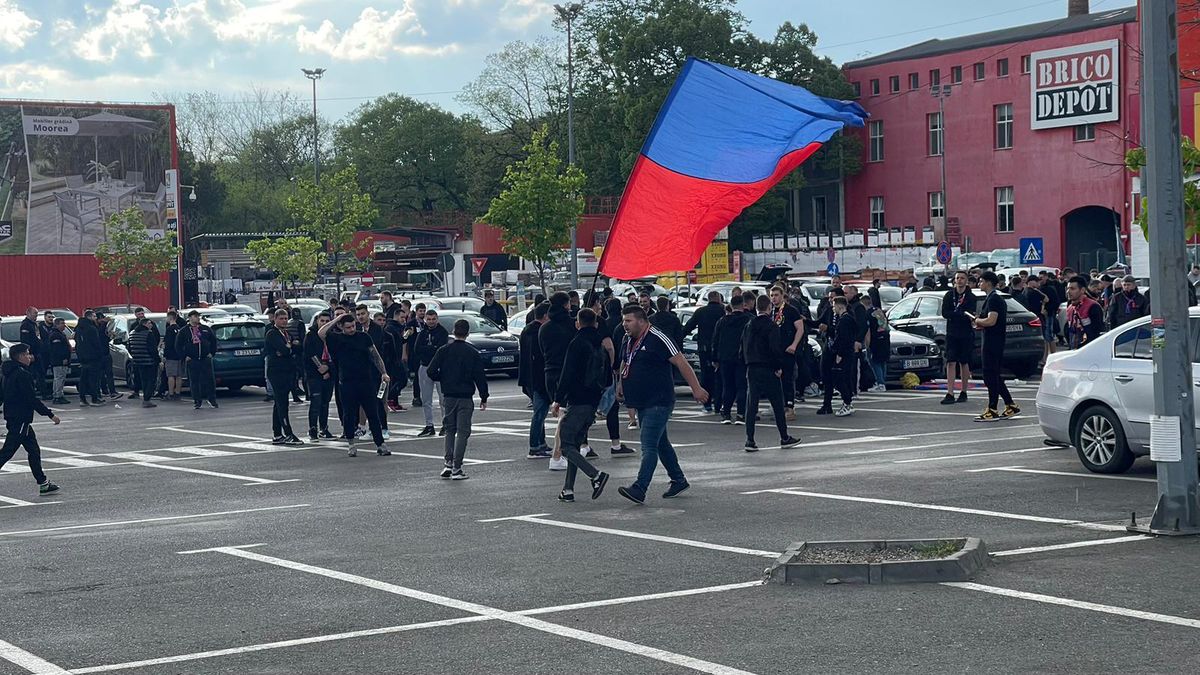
[1037,307,1200,473]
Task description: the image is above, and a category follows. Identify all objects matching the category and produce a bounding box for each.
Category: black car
[434,310,519,376]
[887,290,1043,379]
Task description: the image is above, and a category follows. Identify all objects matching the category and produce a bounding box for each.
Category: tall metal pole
[556,3,582,289]
[312,77,319,187]
[1130,0,1200,536]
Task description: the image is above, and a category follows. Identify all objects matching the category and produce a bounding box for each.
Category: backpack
[582,338,610,391]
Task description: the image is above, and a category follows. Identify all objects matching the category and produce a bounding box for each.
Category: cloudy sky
[0,0,1135,121]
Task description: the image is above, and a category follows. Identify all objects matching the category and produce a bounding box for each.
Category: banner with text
[1029,39,1119,130]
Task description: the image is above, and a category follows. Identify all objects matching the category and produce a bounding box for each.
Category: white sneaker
[835,404,855,417]
[548,457,568,471]
[871,384,887,393]
[381,429,391,440]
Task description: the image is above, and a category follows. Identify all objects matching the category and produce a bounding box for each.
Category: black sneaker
[438,427,446,437]
[744,441,759,452]
[617,485,645,504]
[591,472,609,500]
[440,463,453,479]
[720,414,732,425]
[662,481,690,498]
[451,469,468,480]
[558,490,575,502]
[815,406,833,415]
[957,391,968,403]
[285,436,305,446]
[780,436,802,448]
[319,429,335,439]
[584,447,599,459]
[52,397,70,405]
[142,401,157,408]
[610,444,635,456]
[527,447,552,459]
[209,400,219,409]
[376,445,391,456]
[417,426,435,438]
[941,394,956,405]
[309,429,319,441]
[193,402,202,410]
[413,398,423,407]
[271,436,287,445]
[733,415,745,425]
[39,481,60,495]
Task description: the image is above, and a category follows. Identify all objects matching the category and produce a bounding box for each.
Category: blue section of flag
[641,58,868,184]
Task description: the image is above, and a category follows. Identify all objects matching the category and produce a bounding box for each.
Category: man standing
[18,307,45,398]
[741,295,802,452]
[712,293,751,424]
[0,344,61,494]
[286,308,307,403]
[615,304,708,505]
[414,309,449,437]
[128,308,161,400]
[819,297,859,417]
[683,291,727,413]
[1189,264,1200,287]
[1106,275,1148,330]
[867,279,883,313]
[769,285,804,419]
[304,312,336,440]
[163,310,185,400]
[480,289,507,330]
[939,271,975,405]
[649,296,684,348]
[844,285,870,392]
[427,319,488,480]
[518,302,552,459]
[539,292,577,470]
[1065,275,1104,350]
[175,310,218,410]
[266,310,303,444]
[127,316,162,409]
[552,308,611,501]
[73,310,105,407]
[972,271,1019,421]
[95,313,120,400]
[318,314,391,456]
[45,318,71,405]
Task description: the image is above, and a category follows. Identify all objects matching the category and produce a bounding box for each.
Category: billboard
[0,102,177,255]
[1029,39,1120,130]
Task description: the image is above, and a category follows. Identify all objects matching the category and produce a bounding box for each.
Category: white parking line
[966,466,1156,483]
[0,638,70,674]
[132,462,299,486]
[183,546,756,675]
[991,535,1152,557]
[893,447,1055,464]
[847,432,1046,455]
[0,505,310,538]
[943,582,1200,629]
[149,427,264,441]
[0,494,60,508]
[846,405,984,416]
[479,513,780,558]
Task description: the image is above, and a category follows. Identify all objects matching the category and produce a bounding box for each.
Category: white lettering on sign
[21,115,80,136]
[1029,39,1120,130]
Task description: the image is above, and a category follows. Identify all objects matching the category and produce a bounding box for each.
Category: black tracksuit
[18,318,45,393]
[712,310,750,417]
[538,306,576,400]
[74,318,105,402]
[554,326,606,491]
[266,326,297,438]
[0,360,53,484]
[303,331,334,434]
[822,312,858,409]
[741,314,789,443]
[683,300,726,405]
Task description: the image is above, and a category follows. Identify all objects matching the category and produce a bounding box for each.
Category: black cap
[187,310,201,317]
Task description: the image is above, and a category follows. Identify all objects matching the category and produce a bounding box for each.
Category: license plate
[492,355,515,363]
[1006,324,1023,333]
[234,349,260,356]
[902,358,929,369]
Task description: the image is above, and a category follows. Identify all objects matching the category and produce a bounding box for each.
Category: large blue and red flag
[598,58,868,280]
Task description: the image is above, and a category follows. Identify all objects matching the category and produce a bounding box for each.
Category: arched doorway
[1063,206,1120,272]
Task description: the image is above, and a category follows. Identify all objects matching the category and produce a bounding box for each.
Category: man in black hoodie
[741,294,801,452]
[1106,275,1149,330]
[649,296,684,348]
[428,319,488,480]
[551,308,611,502]
[712,293,750,424]
[519,302,552,458]
[539,292,577,468]
[683,291,726,412]
[0,344,61,494]
[73,310,106,407]
[414,310,449,437]
[45,318,72,404]
[940,271,975,405]
[18,307,46,398]
[175,310,219,409]
[820,297,859,417]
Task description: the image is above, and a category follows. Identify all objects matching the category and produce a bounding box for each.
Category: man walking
[127,316,161,409]
[712,293,751,424]
[319,314,391,457]
[480,289,507,330]
[742,294,802,452]
[414,310,449,437]
[769,285,804,419]
[972,271,1019,421]
[552,308,611,501]
[539,292,577,471]
[518,302,552,459]
[45,318,71,405]
[940,271,975,405]
[615,304,708,504]
[427,319,488,480]
[175,310,218,409]
[1106,275,1148,330]
[682,291,726,413]
[0,344,61,494]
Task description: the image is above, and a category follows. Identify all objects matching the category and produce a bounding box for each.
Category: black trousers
[100,353,116,395]
[30,360,48,396]
[745,365,788,443]
[138,364,159,402]
[821,354,854,408]
[268,369,295,437]
[560,403,599,491]
[0,421,46,485]
[778,358,796,408]
[307,375,334,432]
[982,349,1013,410]
[79,361,101,402]
[187,357,216,404]
[718,360,746,417]
[605,397,621,441]
[698,348,719,409]
[340,378,383,446]
[795,347,814,396]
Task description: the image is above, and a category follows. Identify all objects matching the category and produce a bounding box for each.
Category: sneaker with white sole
[834,404,855,417]
[440,463,453,479]
[627,419,638,430]
[451,469,469,480]
[548,457,568,471]
[381,429,391,440]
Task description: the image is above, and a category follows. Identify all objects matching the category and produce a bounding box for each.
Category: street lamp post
[554,2,583,288]
[931,84,952,245]
[301,67,328,293]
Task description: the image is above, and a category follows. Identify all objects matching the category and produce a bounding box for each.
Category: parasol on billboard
[74,112,158,181]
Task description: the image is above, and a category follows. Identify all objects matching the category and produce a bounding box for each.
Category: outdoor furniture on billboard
[65,175,85,189]
[74,181,139,212]
[137,182,166,227]
[55,191,106,251]
[125,170,144,193]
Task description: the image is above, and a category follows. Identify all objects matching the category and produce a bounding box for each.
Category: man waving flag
[599,58,867,280]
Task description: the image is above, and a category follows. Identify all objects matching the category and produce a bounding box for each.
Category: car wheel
[1010,360,1040,380]
[1072,405,1134,474]
[124,362,136,389]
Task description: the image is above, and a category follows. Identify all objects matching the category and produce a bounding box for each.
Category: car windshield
[507,313,527,330]
[437,314,501,335]
[217,305,257,315]
[213,323,266,342]
[0,322,19,341]
[48,309,78,321]
[877,286,903,303]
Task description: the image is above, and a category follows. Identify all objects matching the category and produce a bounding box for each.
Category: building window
[995,103,1013,150]
[951,65,962,84]
[997,58,1009,77]
[996,187,1015,233]
[889,75,900,93]
[852,82,861,98]
[973,62,985,81]
[1074,123,1096,142]
[870,196,886,229]
[812,196,828,231]
[928,112,943,156]
[929,191,945,221]
[930,69,941,87]
[870,79,880,96]
[908,72,919,90]
[1021,55,1031,74]
[868,120,884,162]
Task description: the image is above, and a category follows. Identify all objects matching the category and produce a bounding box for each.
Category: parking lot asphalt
[1,378,1198,674]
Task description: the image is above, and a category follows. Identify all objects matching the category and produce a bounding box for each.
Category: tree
[287,165,379,290]
[94,207,182,306]
[1125,138,1200,239]
[479,126,585,289]
[459,37,567,145]
[246,236,325,298]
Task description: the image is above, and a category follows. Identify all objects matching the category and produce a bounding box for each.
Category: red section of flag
[599,143,822,280]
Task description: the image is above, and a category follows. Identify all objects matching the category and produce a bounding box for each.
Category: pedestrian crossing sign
[1019,237,1044,265]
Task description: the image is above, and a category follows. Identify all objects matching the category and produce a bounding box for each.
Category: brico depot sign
[1029,39,1119,130]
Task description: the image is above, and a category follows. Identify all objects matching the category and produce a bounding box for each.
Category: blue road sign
[826,262,839,276]
[1019,237,1044,265]
[935,241,953,265]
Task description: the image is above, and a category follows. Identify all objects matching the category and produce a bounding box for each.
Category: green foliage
[287,165,379,275]
[1125,138,1200,240]
[94,207,182,305]
[246,235,324,290]
[479,126,585,287]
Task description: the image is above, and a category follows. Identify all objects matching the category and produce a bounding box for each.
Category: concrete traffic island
[766,538,988,585]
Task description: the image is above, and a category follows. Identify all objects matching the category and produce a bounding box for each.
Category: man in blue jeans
[615,304,708,504]
[518,302,552,458]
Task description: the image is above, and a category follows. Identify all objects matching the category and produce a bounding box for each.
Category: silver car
[1037,307,1200,473]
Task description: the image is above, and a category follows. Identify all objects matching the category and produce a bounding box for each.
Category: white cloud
[498,0,553,31]
[0,0,42,51]
[73,0,160,63]
[0,63,69,94]
[161,0,310,43]
[296,4,456,61]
